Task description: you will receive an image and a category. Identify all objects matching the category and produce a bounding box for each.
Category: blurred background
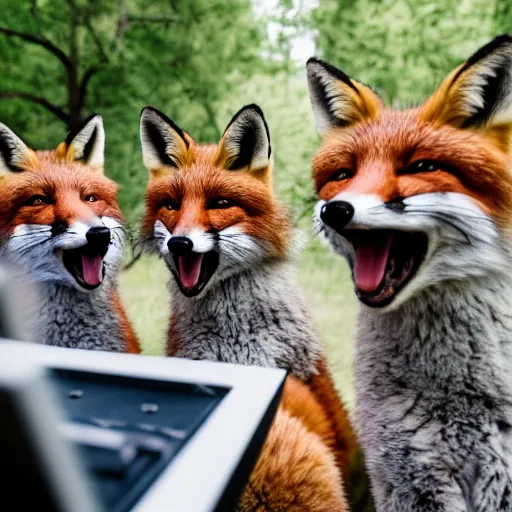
[1,0,511,406]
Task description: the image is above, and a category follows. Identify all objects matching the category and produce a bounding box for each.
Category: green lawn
[119,232,358,407]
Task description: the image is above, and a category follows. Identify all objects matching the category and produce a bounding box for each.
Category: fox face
[0,115,125,291]
[307,35,512,310]
[139,105,289,298]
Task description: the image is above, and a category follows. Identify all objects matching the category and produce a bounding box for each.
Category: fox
[0,115,139,353]
[307,34,512,511]
[138,104,369,510]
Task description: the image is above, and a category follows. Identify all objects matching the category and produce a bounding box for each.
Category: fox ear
[140,106,190,176]
[56,114,105,170]
[0,123,33,174]
[216,104,271,175]
[306,57,382,135]
[421,35,512,129]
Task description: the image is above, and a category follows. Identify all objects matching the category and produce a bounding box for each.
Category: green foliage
[312,0,504,106]
[214,71,320,221]
[0,0,264,221]
[1,0,511,227]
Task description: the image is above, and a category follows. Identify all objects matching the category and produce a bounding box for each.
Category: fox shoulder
[111,292,141,354]
[237,407,347,512]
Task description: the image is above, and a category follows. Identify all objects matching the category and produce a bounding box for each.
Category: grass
[119,233,358,407]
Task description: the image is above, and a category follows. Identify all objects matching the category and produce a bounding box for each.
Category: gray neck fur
[170,259,323,380]
[355,274,512,511]
[35,280,126,352]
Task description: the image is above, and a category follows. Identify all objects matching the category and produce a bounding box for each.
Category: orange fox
[308,35,512,511]
[138,104,365,510]
[0,115,139,353]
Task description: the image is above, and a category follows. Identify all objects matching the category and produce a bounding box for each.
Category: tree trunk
[67,0,82,131]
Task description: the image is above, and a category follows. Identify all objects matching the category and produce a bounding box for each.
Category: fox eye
[25,195,53,207]
[208,198,234,209]
[163,199,180,211]
[402,160,440,175]
[329,169,354,182]
[84,194,98,203]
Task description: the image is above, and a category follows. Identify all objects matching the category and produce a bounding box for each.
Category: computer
[0,339,285,511]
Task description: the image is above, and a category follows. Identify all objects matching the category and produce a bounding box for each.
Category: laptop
[0,341,286,511]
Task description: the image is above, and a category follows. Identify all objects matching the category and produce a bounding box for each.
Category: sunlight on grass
[119,234,358,406]
[119,256,169,356]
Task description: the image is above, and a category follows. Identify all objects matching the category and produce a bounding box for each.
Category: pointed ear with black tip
[56,114,105,170]
[421,34,512,130]
[140,106,190,177]
[306,57,382,135]
[215,104,271,177]
[0,123,34,174]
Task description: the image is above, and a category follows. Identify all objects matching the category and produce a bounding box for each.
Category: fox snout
[163,232,219,298]
[167,236,193,255]
[86,226,111,256]
[320,201,355,233]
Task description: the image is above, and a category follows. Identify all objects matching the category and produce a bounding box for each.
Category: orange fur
[154,139,358,488]
[308,359,357,484]
[0,140,139,353]
[238,382,348,512]
[142,138,290,263]
[311,39,512,229]
[112,292,141,354]
[313,108,512,227]
[0,150,122,237]
[141,108,357,509]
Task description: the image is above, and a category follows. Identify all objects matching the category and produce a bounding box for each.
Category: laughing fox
[308,35,512,511]
[138,104,366,510]
[0,115,139,353]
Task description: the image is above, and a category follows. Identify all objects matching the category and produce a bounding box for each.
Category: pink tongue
[81,254,104,286]
[178,254,203,289]
[354,233,393,293]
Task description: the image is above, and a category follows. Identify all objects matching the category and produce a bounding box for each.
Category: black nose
[167,236,193,255]
[320,201,355,233]
[86,226,111,253]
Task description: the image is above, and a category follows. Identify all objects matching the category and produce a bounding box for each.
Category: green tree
[0,0,264,218]
[312,0,498,106]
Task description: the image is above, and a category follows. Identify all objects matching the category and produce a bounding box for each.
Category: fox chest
[38,286,126,352]
[170,307,320,381]
[354,302,512,510]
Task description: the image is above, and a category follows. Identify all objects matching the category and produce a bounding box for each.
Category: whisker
[368,202,494,223]
[110,225,128,234]
[405,212,472,244]
[11,227,52,237]
[404,206,494,224]
[12,238,51,253]
[10,232,50,239]
[135,235,160,256]
[406,208,498,245]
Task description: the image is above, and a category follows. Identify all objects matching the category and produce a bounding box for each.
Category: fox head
[307,34,512,310]
[0,115,125,292]
[139,104,290,298]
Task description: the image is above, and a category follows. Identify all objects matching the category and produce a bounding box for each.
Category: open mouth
[62,245,107,290]
[172,251,219,297]
[342,230,428,307]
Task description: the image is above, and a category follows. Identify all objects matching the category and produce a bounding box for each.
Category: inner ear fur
[306,57,382,135]
[140,106,191,177]
[420,34,512,133]
[56,114,105,170]
[215,104,272,179]
[0,123,36,174]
